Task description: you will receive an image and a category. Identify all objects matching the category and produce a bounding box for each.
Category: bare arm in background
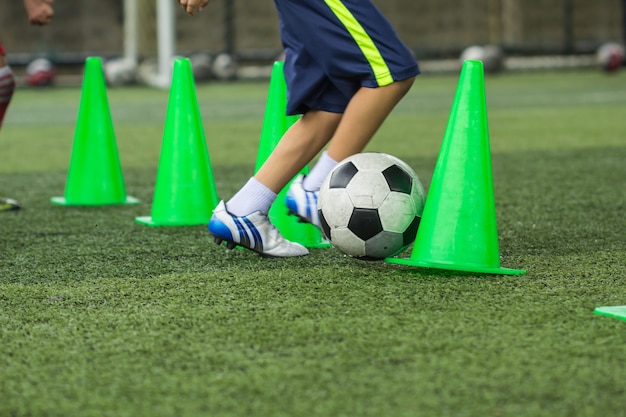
[178,0,209,16]
[24,0,54,25]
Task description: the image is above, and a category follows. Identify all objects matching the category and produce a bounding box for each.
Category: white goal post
[123,0,176,88]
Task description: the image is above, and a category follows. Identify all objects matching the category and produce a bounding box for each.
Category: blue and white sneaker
[285,175,321,229]
[208,201,309,257]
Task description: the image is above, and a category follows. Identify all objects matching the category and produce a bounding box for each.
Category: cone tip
[461,59,484,70]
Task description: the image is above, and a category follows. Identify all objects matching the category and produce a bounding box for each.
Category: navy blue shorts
[274,0,420,115]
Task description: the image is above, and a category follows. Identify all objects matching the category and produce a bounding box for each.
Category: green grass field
[1,68,625,417]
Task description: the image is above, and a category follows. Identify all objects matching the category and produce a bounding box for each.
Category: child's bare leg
[226,76,416,219]
[255,109,342,193]
[256,76,415,194]
[326,76,415,162]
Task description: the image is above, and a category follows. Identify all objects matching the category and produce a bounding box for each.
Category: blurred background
[1,0,625,85]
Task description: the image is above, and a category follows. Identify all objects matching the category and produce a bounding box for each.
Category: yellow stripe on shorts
[323,0,393,86]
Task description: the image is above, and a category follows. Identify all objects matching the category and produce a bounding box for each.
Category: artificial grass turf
[1,70,626,416]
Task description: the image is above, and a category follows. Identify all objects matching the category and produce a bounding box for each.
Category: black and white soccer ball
[459,45,485,65]
[212,53,238,80]
[25,58,55,87]
[596,42,625,73]
[104,57,136,86]
[318,152,425,260]
[459,45,504,74]
[189,52,213,82]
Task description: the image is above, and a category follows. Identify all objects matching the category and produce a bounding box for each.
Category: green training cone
[136,58,219,226]
[386,60,525,275]
[51,57,139,206]
[594,306,626,322]
[254,61,329,248]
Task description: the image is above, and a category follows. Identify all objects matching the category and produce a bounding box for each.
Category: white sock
[226,177,276,216]
[302,151,338,192]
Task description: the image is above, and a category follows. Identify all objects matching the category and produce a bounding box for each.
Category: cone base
[303,240,332,249]
[385,257,526,276]
[51,196,140,206]
[135,215,210,227]
[594,306,626,322]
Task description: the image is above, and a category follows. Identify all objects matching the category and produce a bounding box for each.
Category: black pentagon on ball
[382,164,413,194]
[348,208,383,240]
[318,209,332,240]
[403,216,421,246]
[329,161,358,189]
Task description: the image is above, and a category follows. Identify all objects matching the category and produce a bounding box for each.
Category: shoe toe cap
[264,242,309,257]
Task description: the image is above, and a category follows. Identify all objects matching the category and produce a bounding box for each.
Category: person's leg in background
[0,42,21,211]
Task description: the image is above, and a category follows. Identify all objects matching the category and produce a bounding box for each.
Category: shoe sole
[210,233,293,258]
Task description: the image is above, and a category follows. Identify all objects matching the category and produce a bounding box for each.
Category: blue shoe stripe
[306,191,315,220]
[305,191,310,219]
[242,217,263,252]
[232,217,252,249]
[286,180,319,226]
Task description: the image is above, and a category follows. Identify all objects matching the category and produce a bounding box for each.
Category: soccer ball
[189,52,213,82]
[212,53,238,80]
[25,58,55,87]
[482,45,504,73]
[596,42,625,73]
[460,45,504,74]
[318,152,425,260]
[460,45,485,64]
[104,57,136,86]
